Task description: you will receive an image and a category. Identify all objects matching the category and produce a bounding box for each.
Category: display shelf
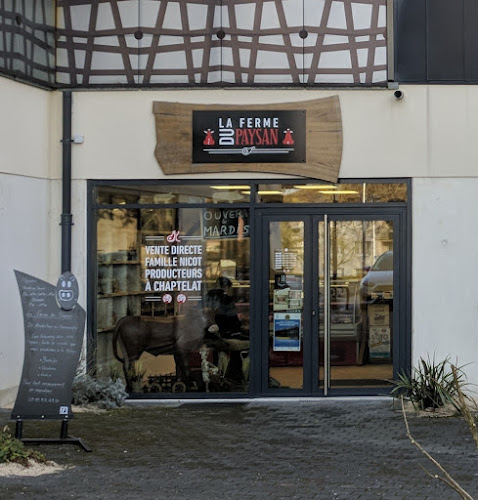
[97,246,143,330]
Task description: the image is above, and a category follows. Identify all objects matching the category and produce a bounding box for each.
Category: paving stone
[0,399,477,499]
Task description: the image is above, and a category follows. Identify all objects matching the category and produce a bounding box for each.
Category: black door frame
[253,206,409,397]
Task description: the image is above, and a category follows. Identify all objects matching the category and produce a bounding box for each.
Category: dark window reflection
[96,206,250,394]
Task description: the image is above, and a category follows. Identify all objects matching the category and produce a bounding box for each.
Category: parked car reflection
[360,251,393,300]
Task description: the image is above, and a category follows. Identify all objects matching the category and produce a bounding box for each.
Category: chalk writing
[11,271,85,420]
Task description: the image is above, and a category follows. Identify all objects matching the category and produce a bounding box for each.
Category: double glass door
[261,212,399,395]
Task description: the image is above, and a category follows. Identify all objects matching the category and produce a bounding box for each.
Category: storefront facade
[2,1,478,405]
[91,179,409,397]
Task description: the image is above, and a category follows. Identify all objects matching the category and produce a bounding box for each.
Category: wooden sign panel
[153,97,342,182]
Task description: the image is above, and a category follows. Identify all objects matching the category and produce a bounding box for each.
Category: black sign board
[193,110,306,163]
[11,271,85,420]
[203,208,250,239]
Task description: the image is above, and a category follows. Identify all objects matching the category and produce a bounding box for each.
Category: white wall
[412,178,478,386]
[70,87,429,181]
[0,177,87,407]
[0,78,64,406]
[4,82,475,184]
[71,179,88,313]
[68,85,478,182]
[0,77,59,179]
[0,174,53,406]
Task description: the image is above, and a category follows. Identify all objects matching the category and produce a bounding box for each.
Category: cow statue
[112,297,248,392]
[113,299,205,391]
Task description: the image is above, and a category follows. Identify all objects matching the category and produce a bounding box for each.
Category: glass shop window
[96,206,251,394]
[257,183,407,204]
[96,184,250,204]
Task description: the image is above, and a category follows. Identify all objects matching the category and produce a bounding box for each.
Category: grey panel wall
[395,0,426,82]
[396,0,478,83]
[427,0,464,81]
[464,0,478,81]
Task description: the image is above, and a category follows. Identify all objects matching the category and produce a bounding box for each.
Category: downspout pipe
[61,91,73,273]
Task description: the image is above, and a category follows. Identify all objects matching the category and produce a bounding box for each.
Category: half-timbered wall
[0,0,388,88]
[0,0,56,86]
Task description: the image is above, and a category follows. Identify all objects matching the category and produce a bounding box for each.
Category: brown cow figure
[113,302,209,392]
[113,292,249,392]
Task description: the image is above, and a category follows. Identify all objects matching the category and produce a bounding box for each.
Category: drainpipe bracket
[60,214,74,227]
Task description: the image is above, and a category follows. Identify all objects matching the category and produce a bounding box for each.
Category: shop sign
[153,97,343,182]
[192,110,305,163]
[202,208,249,239]
[12,271,85,420]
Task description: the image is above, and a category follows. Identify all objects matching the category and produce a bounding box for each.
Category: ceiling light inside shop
[241,190,283,195]
[211,185,250,190]
[292,185,337,190]
[212,191,246,202]
[319,190,359,195]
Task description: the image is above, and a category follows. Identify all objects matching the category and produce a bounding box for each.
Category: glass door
[261,213,400,396]
[264,217,314,393]
[319,217,397,394]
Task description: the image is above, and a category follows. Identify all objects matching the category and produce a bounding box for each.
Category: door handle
[324,214,330,395]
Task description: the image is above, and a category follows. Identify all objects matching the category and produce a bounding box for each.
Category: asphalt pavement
[1,398,477,499]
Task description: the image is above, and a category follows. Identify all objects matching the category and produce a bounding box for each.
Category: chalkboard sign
[11,271,85,420]
[202,208,250,239]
